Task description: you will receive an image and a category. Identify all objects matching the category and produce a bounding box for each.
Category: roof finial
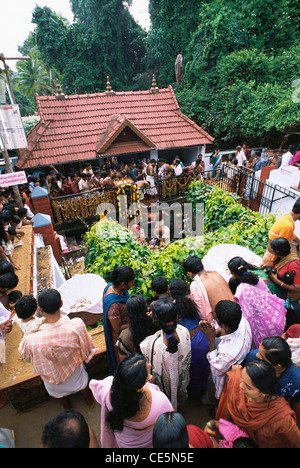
[55,80,65,100]
[150,74,159,94]
[106,75,115,95]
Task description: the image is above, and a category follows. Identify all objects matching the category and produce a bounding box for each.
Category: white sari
[140,324,191,410]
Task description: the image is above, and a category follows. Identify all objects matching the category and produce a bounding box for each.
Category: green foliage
[186,181,276,256]
[14,46,52,98]
[84,184,275,299]
[31,2,147,94]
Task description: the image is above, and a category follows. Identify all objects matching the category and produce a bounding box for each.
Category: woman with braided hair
[228,256,286,348]
[140,297,191,410]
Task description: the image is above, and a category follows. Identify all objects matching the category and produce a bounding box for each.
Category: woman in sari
[169,279,210,397]
[211,149,222,179]
[213,360,300,448]
[89,354,173,448]
[140,297,191,410]
[115,295,159,360]
[269,237,300,329]
[228,256,286,348]
[103,266,135,375]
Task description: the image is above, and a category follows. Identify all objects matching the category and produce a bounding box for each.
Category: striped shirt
[19,315,97,385]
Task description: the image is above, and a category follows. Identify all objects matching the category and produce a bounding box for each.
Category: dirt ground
[0,381,212,448]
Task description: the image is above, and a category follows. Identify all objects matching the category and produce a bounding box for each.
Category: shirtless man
[183,255,235,324]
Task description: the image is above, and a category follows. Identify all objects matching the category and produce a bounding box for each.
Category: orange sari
[216,367,300,448]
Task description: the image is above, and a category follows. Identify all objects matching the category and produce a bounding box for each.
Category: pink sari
[89,376,173,448]
[235,278,286,348]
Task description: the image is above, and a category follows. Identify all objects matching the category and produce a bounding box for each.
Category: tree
[14,46,52,98]
[177,0,300,147]
[143,0,204,87]
[31,2,147,94]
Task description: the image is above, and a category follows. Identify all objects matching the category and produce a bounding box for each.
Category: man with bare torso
[183,256,235,323]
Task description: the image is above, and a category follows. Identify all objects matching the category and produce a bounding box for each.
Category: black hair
[228,257,259,285]
[245,359,277,396]
[7,289,22,304]
[261,336,292,368]
[292,197,300,215]
[14,295,37,320]
[182,255,203,274]
[232,437,259,448]
[0,260,15,275]
[41,410,90,448]
[0,210,14,224]
[215,300,242,332]
[153,298,178,353]
[38,288,62,314]
[270,237,291,257]
[17,207,28,218]
[107,354,148,432]
[270,238,298,285]
[0,273,19,290]
[169,278,198,321]
[151,276,168,295]
[7,226,16,236]
[11,215,21,225]
[152,412,189,448]
[125,295,158,353]
[109,265,135,287]
[228,276,241,295]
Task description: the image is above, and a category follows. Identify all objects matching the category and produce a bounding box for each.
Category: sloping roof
[16,85,214,169]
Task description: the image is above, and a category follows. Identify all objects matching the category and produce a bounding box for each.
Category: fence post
[31,187,54,225]
[31,213,62,265]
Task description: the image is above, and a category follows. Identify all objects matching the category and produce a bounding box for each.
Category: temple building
[16,77,214,171]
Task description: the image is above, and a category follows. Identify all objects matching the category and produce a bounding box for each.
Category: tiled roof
[17,85,214,169]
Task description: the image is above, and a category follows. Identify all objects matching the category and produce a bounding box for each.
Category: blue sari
[180,315,210,396]
[103,283,130,375]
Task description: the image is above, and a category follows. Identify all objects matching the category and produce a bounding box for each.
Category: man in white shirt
[281,145,296,167]
[236,146,246,166]
[173,159,183,176]
[199,300,252,402]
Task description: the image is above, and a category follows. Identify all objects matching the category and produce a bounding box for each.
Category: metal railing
[50,167,298,225]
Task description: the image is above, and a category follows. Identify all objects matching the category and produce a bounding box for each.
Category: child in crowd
[7,290,22,312]
[3,227,22,270]
[13,295,45,341]
[149,276,169,319]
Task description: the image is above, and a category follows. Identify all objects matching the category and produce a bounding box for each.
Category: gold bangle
[280,282,283,287]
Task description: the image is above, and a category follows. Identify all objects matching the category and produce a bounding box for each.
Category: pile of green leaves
[187,181,276,256]
[84,219,205,299]
[84,184,275,299]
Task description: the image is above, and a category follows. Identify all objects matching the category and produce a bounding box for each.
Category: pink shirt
[90,376,173,448]
[19,315,97,384]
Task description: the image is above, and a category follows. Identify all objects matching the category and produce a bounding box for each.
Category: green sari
[255,269,285,299]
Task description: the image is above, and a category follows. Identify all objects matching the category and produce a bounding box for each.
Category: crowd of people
[225,143,300,175]
[24,155,205,201]
[1,150,300,449]
[3,224,300,448]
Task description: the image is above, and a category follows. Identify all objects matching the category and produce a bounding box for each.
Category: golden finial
[150,74,159,94]
[55,80,65,99]
[105,75,115,95]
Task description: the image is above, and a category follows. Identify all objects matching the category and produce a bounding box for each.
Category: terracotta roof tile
[17,85,213,169]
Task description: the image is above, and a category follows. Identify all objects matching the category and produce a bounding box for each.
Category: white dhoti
[43,363,89,399]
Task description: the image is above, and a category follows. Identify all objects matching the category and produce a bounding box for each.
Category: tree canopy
[11,0,300,146]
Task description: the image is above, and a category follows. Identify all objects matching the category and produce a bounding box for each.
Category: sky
[0,0,150,70]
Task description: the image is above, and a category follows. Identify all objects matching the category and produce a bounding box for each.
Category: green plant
[83,185,276,299]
